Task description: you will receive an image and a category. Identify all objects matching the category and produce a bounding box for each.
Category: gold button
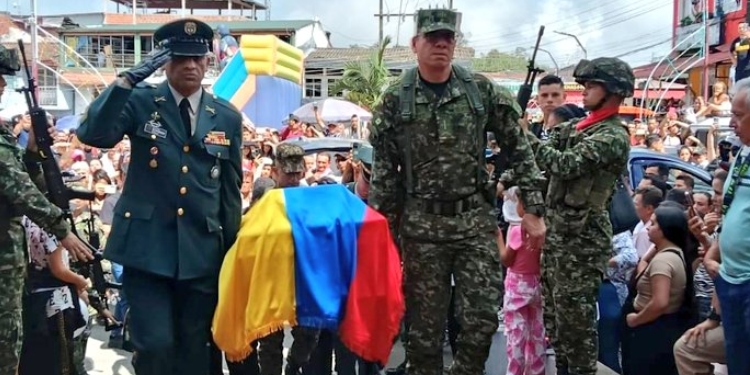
[183,145,190,153]
[179,187,187,195]
[151,134,157,140]
[124,212,131,218]
[181,165,189,173]
[177,208,184,216]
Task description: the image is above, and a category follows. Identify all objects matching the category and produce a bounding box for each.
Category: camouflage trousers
[257,326,320,375]
[402,232,501,375]
[71,315,94,375]
[545,214,611,375]
[0,266,24,375]
[541,248,557,352]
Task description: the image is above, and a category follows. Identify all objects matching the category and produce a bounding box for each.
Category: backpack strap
[452,65,486,117]
[452,65,488,192]
[400,68,418,122]
[399,68,418,194]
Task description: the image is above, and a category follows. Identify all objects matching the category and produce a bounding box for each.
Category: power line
[469,0,670,52]
[467,0,660,46]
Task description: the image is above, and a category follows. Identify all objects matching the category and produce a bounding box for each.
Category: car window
[631,157,712,193]
[666,167,711,193]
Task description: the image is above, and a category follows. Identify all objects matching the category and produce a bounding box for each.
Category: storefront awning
[633,89,685,100]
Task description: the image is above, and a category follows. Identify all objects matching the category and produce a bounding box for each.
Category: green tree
[329,36,393,110]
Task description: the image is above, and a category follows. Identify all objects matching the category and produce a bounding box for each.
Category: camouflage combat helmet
[573,57,635,98]
[415,9,461,34]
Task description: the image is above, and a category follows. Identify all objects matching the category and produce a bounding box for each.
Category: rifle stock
[15,39,122,331]
[517,26,546,114]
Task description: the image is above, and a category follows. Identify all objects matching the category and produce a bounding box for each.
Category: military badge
[204,130,231,146]
[210,165,221,179]
[205,105,216,116]
[154,96,167,103]
[144,112,167,138]
[185,22,197,35]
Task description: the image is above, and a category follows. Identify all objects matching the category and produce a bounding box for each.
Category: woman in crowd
[621,205,694,375]
[17,217,89,375]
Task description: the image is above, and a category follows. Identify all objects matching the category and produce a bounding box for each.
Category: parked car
[281,137,368,155]
[628,148,713,192]
[282,137,712,194]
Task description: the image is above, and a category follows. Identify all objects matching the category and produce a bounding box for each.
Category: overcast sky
[6,0,674,68]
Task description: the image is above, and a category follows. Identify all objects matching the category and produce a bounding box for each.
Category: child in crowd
[499,187,545,375]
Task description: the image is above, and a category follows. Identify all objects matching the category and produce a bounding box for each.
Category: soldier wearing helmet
[527,57,633,375]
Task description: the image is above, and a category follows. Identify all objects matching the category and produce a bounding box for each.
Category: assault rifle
[516,26,546,113]
[15,39,122,331]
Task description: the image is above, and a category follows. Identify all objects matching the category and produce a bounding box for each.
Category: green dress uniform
[76,19,242,375]
[368,9,546,375]
[0,46,72,375]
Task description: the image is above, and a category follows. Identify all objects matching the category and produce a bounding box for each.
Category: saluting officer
[77,18,243,375]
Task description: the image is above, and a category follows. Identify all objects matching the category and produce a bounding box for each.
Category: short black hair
[665,187,689,208]
[645,163,669,180]
[538,75,564,88]
[676,174,695,189]
[635,185,663,208]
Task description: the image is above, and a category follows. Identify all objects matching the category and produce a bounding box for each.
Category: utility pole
[448,0,453,9]
[374,0,416,44]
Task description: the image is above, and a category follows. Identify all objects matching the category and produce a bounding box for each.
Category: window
[38,69,58,106]
[141,35,154,55]
[306,77,322,98]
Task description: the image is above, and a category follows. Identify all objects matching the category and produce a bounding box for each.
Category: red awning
[633,89,685,100]
[564,91,583,105]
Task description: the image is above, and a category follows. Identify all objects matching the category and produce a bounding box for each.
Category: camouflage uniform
[0,45,73,375]
[528,58,634,375]
[369,10,546,375]
[255,143,320,375]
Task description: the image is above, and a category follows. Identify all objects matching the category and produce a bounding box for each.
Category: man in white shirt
[632,185,663,258]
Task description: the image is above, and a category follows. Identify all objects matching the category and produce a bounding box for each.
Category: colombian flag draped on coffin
[212,184,404,364]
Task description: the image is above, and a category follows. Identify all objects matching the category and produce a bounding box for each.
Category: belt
[416,195,482,216]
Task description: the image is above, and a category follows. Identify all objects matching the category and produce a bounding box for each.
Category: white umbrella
[293,98,372,124]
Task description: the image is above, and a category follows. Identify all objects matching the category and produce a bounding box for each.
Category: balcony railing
[62,52,221,79]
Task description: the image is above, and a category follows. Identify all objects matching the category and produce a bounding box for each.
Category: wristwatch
[525,204,546,217]
[708,307,721,323]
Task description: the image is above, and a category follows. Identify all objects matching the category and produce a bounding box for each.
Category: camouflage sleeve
[368,90,403,237]
[535,123,630,180]
[0,146,70,239]
[483,81,546,211]
[498,130,542,187]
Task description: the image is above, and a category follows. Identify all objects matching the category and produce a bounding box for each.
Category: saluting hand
[120,48,172,86]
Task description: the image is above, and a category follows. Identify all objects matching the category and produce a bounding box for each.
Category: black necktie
[179,98,192,137]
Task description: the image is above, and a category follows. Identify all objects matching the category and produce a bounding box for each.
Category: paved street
[84,323,626,375]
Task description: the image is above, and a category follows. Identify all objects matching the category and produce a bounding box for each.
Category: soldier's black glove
[119,48,171,85]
